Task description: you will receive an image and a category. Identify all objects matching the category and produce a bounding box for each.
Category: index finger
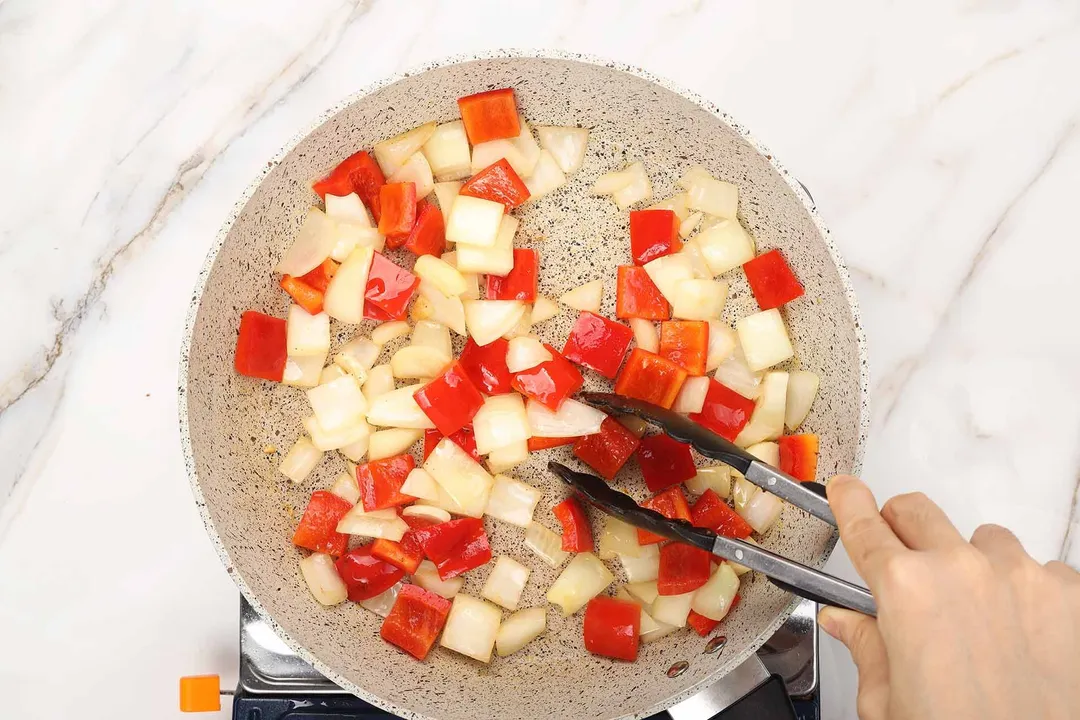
[827,475,905,589]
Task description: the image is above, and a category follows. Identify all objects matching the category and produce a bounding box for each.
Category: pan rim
[177,48,870,720]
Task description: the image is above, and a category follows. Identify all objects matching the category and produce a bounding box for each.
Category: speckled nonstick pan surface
[179,51,869,720]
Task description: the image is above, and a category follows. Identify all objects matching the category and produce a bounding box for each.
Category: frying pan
[179,51,869,720]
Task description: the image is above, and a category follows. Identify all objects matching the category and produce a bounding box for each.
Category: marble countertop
[2,1,1078,718]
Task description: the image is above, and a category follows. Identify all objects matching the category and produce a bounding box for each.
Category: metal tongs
[548,391,877,617]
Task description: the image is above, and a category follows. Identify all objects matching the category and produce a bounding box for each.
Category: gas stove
[230,596,819,720]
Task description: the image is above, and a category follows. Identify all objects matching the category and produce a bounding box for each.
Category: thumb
[819,607,890,720]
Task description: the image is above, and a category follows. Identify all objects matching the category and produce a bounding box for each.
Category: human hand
[819,475,1080,720]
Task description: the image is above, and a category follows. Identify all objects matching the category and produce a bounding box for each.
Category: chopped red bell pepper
[629,209,679,265]
[743,249,804,310]
[357,454,417,511]
[363,301,394,322]
[687,610,720,637]
[414,361,485,436]
[459,158,530,210]
[422,426,480,462]
[691,488,753,539]
[613,348,688,410]
[364,252,419,321]
[485,248,539,301]
[636,433,697,492]
[659,320,709,376]
[371,514,443,575]
[411,517,492,580]
[279,275,324,315]
[779,434,819,482]
[377,182,417,240]
[510,345,584,411]
[637,486,693,545]
[457,88,520,144]
[552,497,594,552]
[404,201,446,257]
[583,596,640,662]
[572,416,641,481]
[527,435,579,451]
[458,337,513,395]
[380,583,452,660]
[688,379,756,442]
[335,545,405,601]
[615,265,670,320]
[291,490,353,556]
[234,310,287,382]
[562,311,634,379]
[298,258,338,293]
[312,150,386,221]
[658,542,712,595]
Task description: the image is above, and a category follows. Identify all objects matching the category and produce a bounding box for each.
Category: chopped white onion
[524,523,570,567]
[671,279,728,321]
[640,613,679,644]
[746,441,780,466]
[399,468,440,502]
[598,516,643,560]
[299,553,347,606]
[690,563,740,621]
[785,371,820,431]
[432,181,463,221]
[359,582,400,617]
[324,193,371,226]
[734,371,789,447]
[625,581,660,606]
[445,194,504,248]
[486,439,528,474]
[455,214,516,275]
[481,555,531,611]
[335,506,408,540]
[414,481,469,516]
[368,428,424,460]
[706,321,737,372]
[686,465,732,498]
[495,607,547,657]
[413,560,465,598]
[414,279,467,336]
[339,434,369,463]
[546,552,615,616]
[390,345,451,379]
[441,594,502,663]
[650,590,695,627]
[737,309,794,371]
[283,354,326,388]
[536,126,589,174]
[506,336,553,373]
[371,321,410,346]
[558,279,603,313]
[422,120,471,181]
[401,504,451,524]
[680,211,704,238]
[530,296,560,324]
[485,474,542,527]
[618,544,660,583]
[335,337,380,378]
[303,415,371,452]
[414,255,467,297]
[672,375,710,413]
[473,394,531,455]
[280,437,322,483]
[685,173,738,219]
[680,238,713,279]
[387,152,434,200]
[612,162,652,209]
[365,383,435,430]
[676,165,712,192]
[287,308,331,358]
[323,246,374,324]
[714,342,763,400]
[328,222,384,263]
[740,488,783,534]
[592,167,634,195]
[469,116,541,177]
[329,471,360,504]
[408,320,450,357]
[732,473,755,513]
[502,315,533,343]
[306,375,367,432]
[439,251,480,299]
[696,219,755,277]
[643,253,695,305]
[276,207,337,277]
[373,121,436,176]
[423,437,494,518]
[361,364,394,405]
[624,321,657,357]
[525,398,606,438]
[647,193,690,222]
[463,299,527,347]
[524,149,567,201]
[318,364,346,385]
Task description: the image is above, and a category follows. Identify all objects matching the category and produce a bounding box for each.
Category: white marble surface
[1,0,1078,718]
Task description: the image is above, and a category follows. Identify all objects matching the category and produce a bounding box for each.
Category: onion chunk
[481,555,531,611]
[485,474,542,527]
[495,607,547,657]
[546,552,614,615]
[441,594,502,663]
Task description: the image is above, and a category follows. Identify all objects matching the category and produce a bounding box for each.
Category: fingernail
[817,608,840,639]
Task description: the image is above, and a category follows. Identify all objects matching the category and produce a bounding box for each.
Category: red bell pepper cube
[637,486,692,545]
[377,182,417,239]
[404,201,446,257]
[312,150,386,221]
[291,490,353,556]
[363,301,394,322]
[552,497,594,552]
[423,426,480,462]
[365,252,419,321]
[572,416,640,481]
[485,248,539,301]
[411,517,492,580]
[414,361,485,436]
[687,610,720,637]
[457,88,520,144]
[691,489,753,539]
[743,249,804,310]
[459,158,531,210]
[658,542,712,595]
[279,275,324,315]
[615,265,670,320]
[629,209,679,265]
[357,454,417,511]
[659,320,709,376]
[234,310,287,382]
[636,433,697,492]
[527,435,579,451]
[562,311,634,379]
[298,258,338,293]
[371,513,444,575]
[380,583,452,660]
[458,337,513,395]
[583,596,640,662]
[613,348,688,410]
[510,345,584,411]
[779,434,819,482]
[688,379,756,442]
[335,545,406,602]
